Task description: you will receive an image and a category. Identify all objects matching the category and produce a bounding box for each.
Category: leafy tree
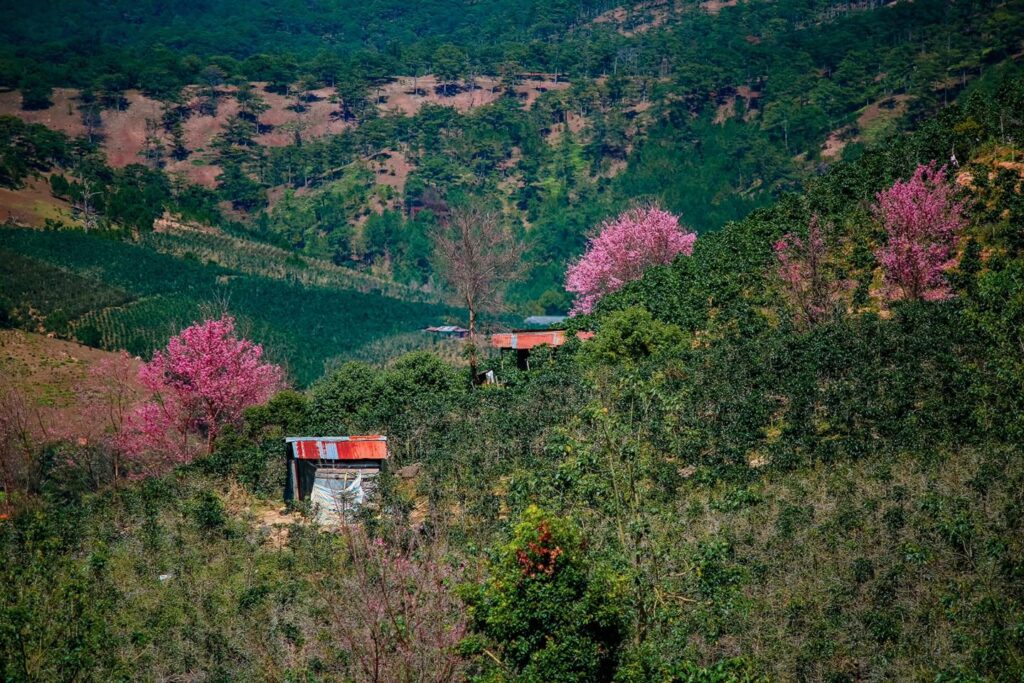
[18,75,52,111]
[580,306,685,367]
[235,83,270,126]
[218,162,266,211]
[433,44,468,95]
[465,506,626,682]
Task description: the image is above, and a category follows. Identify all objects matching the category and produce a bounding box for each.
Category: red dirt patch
[735,85,761,101]
[546,111,590,144]
[370,150,412,194]
[856,94,910,129]
[100,91,164,167]
[2,75,568,189]
[0,88,86,137]
[714,97,736,124]
[821,127,853,159]
[376,74,569,116]
[588,0,679,36]
[377,75,503,115]
[701,0,738,14]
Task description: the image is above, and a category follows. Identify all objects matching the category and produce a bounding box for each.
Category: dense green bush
[0,228,459,385]
[464,506,626,683]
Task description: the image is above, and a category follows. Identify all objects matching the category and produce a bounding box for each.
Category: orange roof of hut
[490,330,594,350]
[286,435,388,461]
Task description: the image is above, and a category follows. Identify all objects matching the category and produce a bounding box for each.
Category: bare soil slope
[0,329,144,443]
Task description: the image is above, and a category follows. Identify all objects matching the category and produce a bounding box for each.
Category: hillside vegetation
[2,56,1024,683]
[0,227,458,385]
[2,0,1022,313]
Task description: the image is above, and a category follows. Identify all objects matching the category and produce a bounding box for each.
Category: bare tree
[432,205,525,380]
[320,526,468,683]
[0,387,42,512]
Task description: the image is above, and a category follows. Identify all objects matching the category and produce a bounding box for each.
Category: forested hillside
[3,22,1024,676]
[2,0,1022,314]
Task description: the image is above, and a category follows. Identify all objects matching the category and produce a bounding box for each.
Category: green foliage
[465,506,626,683]
[0,248,132,332]
[579,306,686,367]
[3,12,1024,683]
[0,228,458,385]
[0,116,68,188]
[308,351,467,435]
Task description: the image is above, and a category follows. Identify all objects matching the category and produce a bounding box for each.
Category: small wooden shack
[490,329,595,369]
[284,436,388,524]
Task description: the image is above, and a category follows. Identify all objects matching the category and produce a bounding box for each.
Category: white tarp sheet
[310,472,364,526]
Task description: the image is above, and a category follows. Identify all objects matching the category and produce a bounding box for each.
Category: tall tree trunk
[468,305,478,383]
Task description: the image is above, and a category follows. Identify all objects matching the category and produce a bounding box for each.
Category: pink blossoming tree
[119,316,284,476]
[774,215,851,327]
[875,162,966,302]
[566,204,697,315]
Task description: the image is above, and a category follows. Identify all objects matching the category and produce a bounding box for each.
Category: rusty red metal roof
[286,436,388,461]
[490,330,595,350]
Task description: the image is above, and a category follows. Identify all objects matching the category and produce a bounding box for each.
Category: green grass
[140,228,433,301]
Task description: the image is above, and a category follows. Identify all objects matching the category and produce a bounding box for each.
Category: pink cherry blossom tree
[119,316,284,476]
[774,215,851,327]
[566,204,697,315]
[874,162,967,302]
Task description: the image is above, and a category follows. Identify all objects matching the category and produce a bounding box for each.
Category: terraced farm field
[0,228,459,385]
[143,220,437,301]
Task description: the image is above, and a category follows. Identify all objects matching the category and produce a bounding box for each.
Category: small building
[424,325,470,338]
[284,436,388,525]
[491,329,595,369]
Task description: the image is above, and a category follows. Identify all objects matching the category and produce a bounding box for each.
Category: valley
[1,1,1024,681]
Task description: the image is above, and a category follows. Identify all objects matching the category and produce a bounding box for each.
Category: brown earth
[588,1,680,36]
[821,94,911,159]
[0,88,86,136]
[821,127,853,159]
[701,0,739,14]
[546,111,590,144]
[0,329,145,443]
[0,176,79,227]
[857,93,910,129]
[714,97,736,124]
[370,150,413,194]
[376,74,569,116]
[0,75,568,190]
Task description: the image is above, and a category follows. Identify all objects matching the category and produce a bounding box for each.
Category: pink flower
[774,216,851,327]
[874,163,966,302]
[566,204,697,314]
[119,315,284,476]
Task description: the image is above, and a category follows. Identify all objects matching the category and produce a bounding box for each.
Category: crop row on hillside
[141,225,436,302]
[0,248,133,328]
[0,228,459,384]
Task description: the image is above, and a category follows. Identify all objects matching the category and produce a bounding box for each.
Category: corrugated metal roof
[424,326,469,334]
[286,435,388,461]
[524,315,568,326]
[490,330,595,350]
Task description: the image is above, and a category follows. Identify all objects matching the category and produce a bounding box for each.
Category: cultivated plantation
[2,1,1024,681]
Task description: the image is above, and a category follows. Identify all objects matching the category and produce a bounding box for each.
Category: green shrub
[464,506,626,682]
